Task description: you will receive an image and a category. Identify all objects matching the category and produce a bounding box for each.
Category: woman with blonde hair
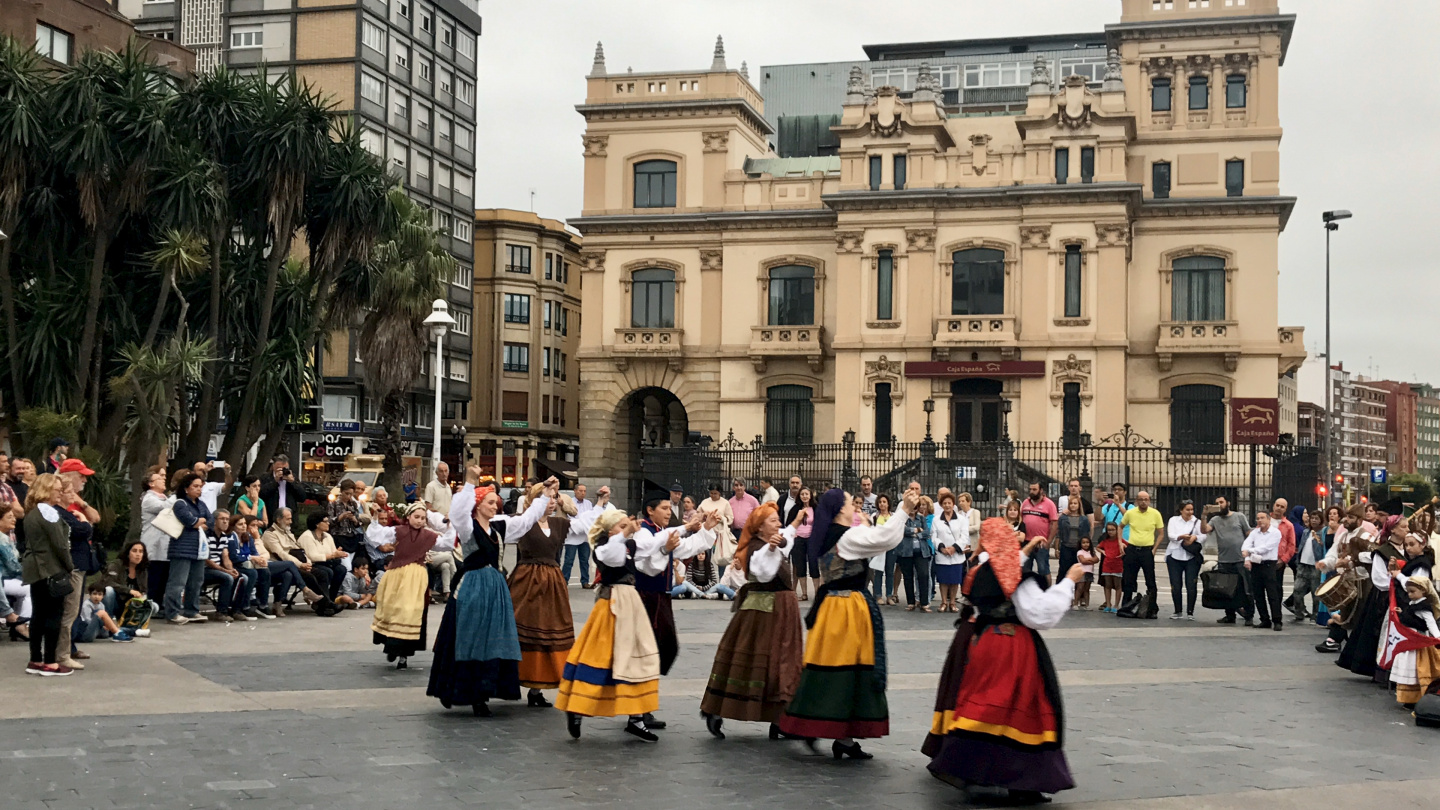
[700,502,805,739]
[508,484,587,707]
[20,474,74,676]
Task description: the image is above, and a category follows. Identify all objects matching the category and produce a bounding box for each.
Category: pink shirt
[1020,496,1058,542]
[796,506,814,539]
[729,493,759,529]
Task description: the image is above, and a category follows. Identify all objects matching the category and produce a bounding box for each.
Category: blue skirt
[935,564,966,585]
[427,566,522,709]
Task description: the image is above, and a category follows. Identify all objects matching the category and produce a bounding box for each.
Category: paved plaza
[1,586,1436,810]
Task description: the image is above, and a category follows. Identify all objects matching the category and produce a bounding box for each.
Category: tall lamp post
[423,299,456,478]
[1322,210,1351,503]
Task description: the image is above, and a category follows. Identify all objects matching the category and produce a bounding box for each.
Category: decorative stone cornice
[904,228,935,253]
[701,131,729,153]
[1020,225,1051,249]
[699,249,723,271]
[1096,222,1130,247]
[821,183,1144,213]
[581,134,608,157]
[835,231,865,254]
[1050,353,1094,404]
[579,249,607,273]
[1105,14,1297,64]
[575,98,774,138]
[571,209,836,236]
[1139,196,1297,232]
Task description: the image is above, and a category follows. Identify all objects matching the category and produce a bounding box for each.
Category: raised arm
[495,494,549,539]
[365,521,397,553]
[668,525,715,561]
[594,532,628,567]
[835,507,910,560]
[450,483,476,547]
[1013,576,1076,630]
[748,526,796,583]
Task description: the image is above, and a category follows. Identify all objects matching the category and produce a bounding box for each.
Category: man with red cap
[56,458,100,671]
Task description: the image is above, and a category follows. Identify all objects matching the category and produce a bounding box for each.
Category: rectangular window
[545,254,553,280]
[868,155,882,191]
[1152,161,1171,199]
[560,307,568,336]
[458,31,475,61]
[633,161,677,208]
[543,348,551,378]
[766,385,814,445]
[876,249,894,321]
[893,155,907,190]
[874,382,893,446]
[453,309,471,336]
[451,264,473,288]
[421,11,432,32]
[502,344,530,374]
[963,61,1033,89]
[457,79,475,105]
[453,218,470,242]
[446,358,469,382]
[1055,147,1069,184]
[1225,159,1244,197]
[323,393,357,421]
[1188,75,1209,110]
[396,0,410,18]
[392,90,409,121]
[951,248,1006,316]
[560,353,567,381]
[1062,383,1082,449]
[505,245,532,274]
[501,391,528,422]
[362,19,386,53]
[455,125,473,152]
[1152,77,1172,112]
[1080,147,1095,184]
[543,301,552,329]
[542,395,550,424]
[1171,256,1226,321]
[393,40,409,71]
[419,61,431,82]
[1063,245,1082,318]
[441,24,454,48]
[439,68,453,95]
[437,115,452,144]
[360,72,384,104]
[768,266,815,326]
[503,293,531,323]
[1226,74,1247,108]
[229,25,264,49]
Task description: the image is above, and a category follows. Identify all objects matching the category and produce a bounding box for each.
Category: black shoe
[641,712,666,730]
[1255,621,1272,629]
[386,653,397,663]
[625,719,659,742]
[769,723,785,740]
[528,691,552,708]
[702,711,724,739]
[396,658,407,670]
[1008,790,1052,805]
[1243,619,1255,627]
[472,702,492,718]
[1217,615,1236,624]
[1272,622,1283,632]
[566,712,582,739]
[832,740,873,760]
[1316,640,1340,653]
[768,723,806,741]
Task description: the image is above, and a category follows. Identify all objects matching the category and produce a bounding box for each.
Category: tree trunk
[0,212,26,412]
[180,226,226,464]
[75,227,113,405]
[140,265,174,349]
[223,218,293,472]
[250,427,284,478]
[379,389,407,497]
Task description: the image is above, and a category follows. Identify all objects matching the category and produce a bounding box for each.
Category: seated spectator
[684,550,734,600]
[1,509,31,640]
[234,475,269,528]
[102,540,154,636]
[425,509,457,603]
[261,508,337,614]
[251,513,304,615]
[336,557,377,609]
[370,487,399,527]
[73,582,132,645]
[228,515,275,619]
[298,512,348,605]
[204,511,253,623]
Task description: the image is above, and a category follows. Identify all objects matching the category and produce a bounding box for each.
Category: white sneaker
[134,628,151,638]
[1186,614,1197,621]
[1169,612,1184,620]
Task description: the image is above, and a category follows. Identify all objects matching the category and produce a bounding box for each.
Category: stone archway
[612,387,688,506]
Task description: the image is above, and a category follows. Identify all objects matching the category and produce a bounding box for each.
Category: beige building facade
[466,210,582,485]
[574,1,1305,501]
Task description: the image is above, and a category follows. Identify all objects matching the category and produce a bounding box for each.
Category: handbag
[1201,569,1240,609]
[1414,692,1440,728]
[47,571,74,598]
[152,506,184,539]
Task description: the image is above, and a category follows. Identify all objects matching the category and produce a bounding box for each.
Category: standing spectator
[43,437,69,474]
[1020,482,1058,580]
[571,484,592,515]
[668,482,687,529]
[1164,500,1205,620]
[165,472,212,625]
[955,492,981,553]
[0,452,23,519]
[696,484,735,576]
[22,474,74,675]
[680,495,697,523]
[1119,490,1164,606]
[9,457,37,507]
[777,476,804,525]
[56,459,99,670]
[1056,478,1090,518]
[1,509,31,640]
[1242,511,1284,631]
[424,462,453,514]
[869,494,898,602]
[563,486,609,588]
[1097,522,1124,612]
[259,456,305,520]
[759,476,780,505]
[1202,495,1253,625]
[932,492,970,613]
[1269,498,1296,604]
[327,479,369,556]
[299,512,347,602]
[191,461,229,515]
[234,476,269,527]
[138,467,173,605]
[1101,483,1133,543]
[1056,496,1092,581]
[728,479,759,546]
[897,495,934,612]
[859,476,878,518]
[1290,508,1324,623]
[788,487,816,601]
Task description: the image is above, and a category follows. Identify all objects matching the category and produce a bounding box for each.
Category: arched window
[630,268,675,328]
[1171,255,1226,321]
[766,384,814,445]
[1171,383,1225,455]
[633,159,677,208]
[951,248,1005,315]
[768,265,815,325]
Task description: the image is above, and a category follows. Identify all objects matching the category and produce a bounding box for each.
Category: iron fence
[639,426,1321,519]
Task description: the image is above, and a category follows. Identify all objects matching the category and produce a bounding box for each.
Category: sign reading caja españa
[1229,397,1280,445]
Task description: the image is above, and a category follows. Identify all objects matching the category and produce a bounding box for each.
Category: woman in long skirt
[509,487,583,707]
[1339,516,1404,679]
[776,488,916,760]
[699,502,805,739]
[924,519,1082,804]
[556,508,669,741]
[368,503,438,669]
[427,469,554,717]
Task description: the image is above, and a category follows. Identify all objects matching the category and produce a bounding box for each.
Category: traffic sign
[1370,467,1387,484]
[954,466,977,479]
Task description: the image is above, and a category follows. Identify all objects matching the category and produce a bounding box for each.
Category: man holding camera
[261,456,307,520]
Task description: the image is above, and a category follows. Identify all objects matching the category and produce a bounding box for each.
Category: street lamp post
[422,299,456,478]
[1322,209,1351,504]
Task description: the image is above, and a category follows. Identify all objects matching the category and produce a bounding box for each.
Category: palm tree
[356,189,453,492]
[0,37,48,410]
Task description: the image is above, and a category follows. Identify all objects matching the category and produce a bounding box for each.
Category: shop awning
[534,457,580,481]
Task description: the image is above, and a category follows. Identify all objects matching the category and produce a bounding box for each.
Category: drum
[1316,570,1360,613]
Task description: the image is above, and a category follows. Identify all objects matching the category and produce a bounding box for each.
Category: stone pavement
[0,586,1435,810]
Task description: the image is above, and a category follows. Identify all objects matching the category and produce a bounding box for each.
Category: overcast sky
[475,0,1440,390]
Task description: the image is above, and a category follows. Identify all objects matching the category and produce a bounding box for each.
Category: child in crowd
[1075,535,1097,610]
[74,583,132,645]
[337,558,377,609]
[1098,522,1124,613]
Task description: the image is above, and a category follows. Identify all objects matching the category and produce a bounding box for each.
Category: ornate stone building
[573,0,1306,502]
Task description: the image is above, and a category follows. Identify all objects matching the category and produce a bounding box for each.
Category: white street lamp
[422,298,456,477]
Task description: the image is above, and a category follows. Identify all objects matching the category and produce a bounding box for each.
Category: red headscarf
[734,502,779,575]
[963,517,1023,599]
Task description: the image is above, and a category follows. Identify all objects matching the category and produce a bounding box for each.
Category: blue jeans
[238,565,272,608]
[71,613,105,645]
[164,557,206,619]
[670,581,735,599]
[267,560,304,604]
[561,544,591,585]
[1026,545,1052,578]
[203,569,250,614]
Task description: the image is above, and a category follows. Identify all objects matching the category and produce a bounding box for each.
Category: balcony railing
[612,328,684,372]
[934,314,1018,349]
[1157,320,1240,371]
[749,325,825,373]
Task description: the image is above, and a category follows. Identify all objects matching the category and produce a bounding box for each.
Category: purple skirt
[927,736,1075,795]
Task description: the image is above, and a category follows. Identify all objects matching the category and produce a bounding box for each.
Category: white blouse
[1165,515,1205,562]
[748,526,796,584]
[631,522,715,577]
[972,550,1076,631]
[833,508,910,561]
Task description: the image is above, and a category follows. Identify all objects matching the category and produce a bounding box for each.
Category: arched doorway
[613,387,689,506]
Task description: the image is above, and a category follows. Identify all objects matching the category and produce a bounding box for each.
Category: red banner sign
[1229,397,1280,445]
[904,361,1046,379]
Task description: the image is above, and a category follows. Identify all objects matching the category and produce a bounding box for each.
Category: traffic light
[1316,483,1328,498]
[1333,472,1344,485]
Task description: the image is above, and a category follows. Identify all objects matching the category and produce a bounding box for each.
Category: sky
[474,0,1440,389]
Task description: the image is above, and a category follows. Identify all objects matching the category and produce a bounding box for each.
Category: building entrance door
[950,378,1004,443]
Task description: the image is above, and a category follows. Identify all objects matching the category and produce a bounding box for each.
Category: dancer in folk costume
[699,502,806,739]
[426,468,555,716]
[1379,531,1438,707]
[775,488,917,760]
[507,484,587,708]
[1339,514,1406,680]
[924,518,1082,804]
[367,502,438,669]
